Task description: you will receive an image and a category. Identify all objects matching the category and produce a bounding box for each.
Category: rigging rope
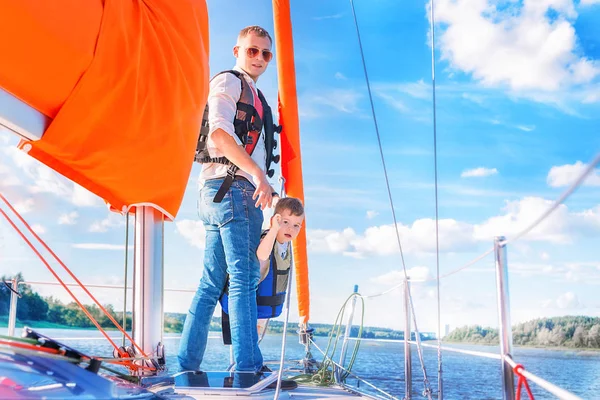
[0,193,153,373]
[349,1,434,397]
[513,364,535,400]
[428,0,443,397]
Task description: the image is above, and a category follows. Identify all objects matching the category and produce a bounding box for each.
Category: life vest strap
[221,307,232,345]
[213,165,239,203]
[257,293,286,307]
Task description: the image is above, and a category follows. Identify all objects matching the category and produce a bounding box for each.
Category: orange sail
[272,0,310,325]
[0,0,210,220]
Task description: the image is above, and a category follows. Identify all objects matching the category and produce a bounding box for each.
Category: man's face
[234,33,272,81]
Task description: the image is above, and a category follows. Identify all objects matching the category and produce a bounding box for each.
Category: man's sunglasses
[243,47,273,62]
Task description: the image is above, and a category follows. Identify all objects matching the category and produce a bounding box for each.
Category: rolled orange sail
[0,0,210,220]
[272,0,310,325]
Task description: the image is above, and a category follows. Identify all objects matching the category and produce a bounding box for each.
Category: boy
[257,197,305,298]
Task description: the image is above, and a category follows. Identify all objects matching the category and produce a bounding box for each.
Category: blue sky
[1,0,600,333]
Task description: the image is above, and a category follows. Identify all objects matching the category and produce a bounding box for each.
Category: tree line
[445,316,600,348]
[1,274,411,339]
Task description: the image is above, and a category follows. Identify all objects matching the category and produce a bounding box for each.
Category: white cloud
[563,262,600,284]
[299,89,364,119]
[308,196,600,257]
[72,184,102,207]
[461,167,498,178]
[0,175,21,187]
[13,198,34,214]
[311,89,362,113]
[312,13,343,21]
[58,212,79,225]
[540,251,550,260]
[509,260,600,283]
[516,125,535,132]
[510,262,559,277]
[72,243,132,250]
[376,92,410,113]
[4,146,102,207]
[580,0,600,6]
[473,197,586,243]
[30,224,46,234]
[371,266,434,285]
[377,80,430,100]
[462,92,484,104]
[366,210,379,219]
[89,214,126,233]
[308,218,476,257]
[434,0,599,95]
[543,291,582,309]
[334,72,347,80]
[308,228,358,254]
[547,161,600,187]
[176,219,206,249]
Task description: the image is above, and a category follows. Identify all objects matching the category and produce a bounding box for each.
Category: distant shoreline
[442,340,600,353]
[3,321,598,355]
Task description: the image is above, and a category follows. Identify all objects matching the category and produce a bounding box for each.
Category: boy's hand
[271,213,282,231]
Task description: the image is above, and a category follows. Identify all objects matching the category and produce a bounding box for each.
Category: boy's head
[234,26,273,81]
[274,197,304,244]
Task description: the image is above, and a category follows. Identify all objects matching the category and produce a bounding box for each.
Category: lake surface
[2,327,598,399]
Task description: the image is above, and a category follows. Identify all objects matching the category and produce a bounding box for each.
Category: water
[3,327,599,399]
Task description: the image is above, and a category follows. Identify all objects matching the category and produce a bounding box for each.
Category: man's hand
[271,193,280,208]
[252,173,273,210]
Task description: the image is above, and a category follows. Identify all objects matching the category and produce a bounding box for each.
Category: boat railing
[0,237,589,400]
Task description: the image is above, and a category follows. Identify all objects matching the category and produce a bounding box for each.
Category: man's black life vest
[194,70,280,202]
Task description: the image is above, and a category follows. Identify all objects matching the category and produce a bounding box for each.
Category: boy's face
[234,33,272,81]
[276,210,304,243]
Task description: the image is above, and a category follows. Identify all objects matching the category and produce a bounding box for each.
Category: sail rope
[0,334,141,381]
[349,0,434,397]
[290,293,364,386]
[0,193,155,374]
[512,364,535,400]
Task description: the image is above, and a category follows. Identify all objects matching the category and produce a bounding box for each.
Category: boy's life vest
[194,70,281,203]
[219,231,291,345]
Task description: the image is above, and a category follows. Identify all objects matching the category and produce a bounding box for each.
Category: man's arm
[207,72,274,209]
[211,129,273,209]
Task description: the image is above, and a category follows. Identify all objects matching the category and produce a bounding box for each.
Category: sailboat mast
[132,206,165,364]
[272,0,310,326]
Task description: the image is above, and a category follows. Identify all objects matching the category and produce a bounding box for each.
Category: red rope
[0,339,60,355]
[0,193,153,371]
[513,364,535,400]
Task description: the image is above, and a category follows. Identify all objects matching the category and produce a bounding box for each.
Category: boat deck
[150,370,372,399]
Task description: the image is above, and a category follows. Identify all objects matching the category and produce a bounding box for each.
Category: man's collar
[232,66,254,85]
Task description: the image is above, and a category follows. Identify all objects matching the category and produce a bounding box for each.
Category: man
[178,25,277,373]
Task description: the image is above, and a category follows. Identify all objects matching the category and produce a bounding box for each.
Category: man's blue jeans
[178,178,264,372]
